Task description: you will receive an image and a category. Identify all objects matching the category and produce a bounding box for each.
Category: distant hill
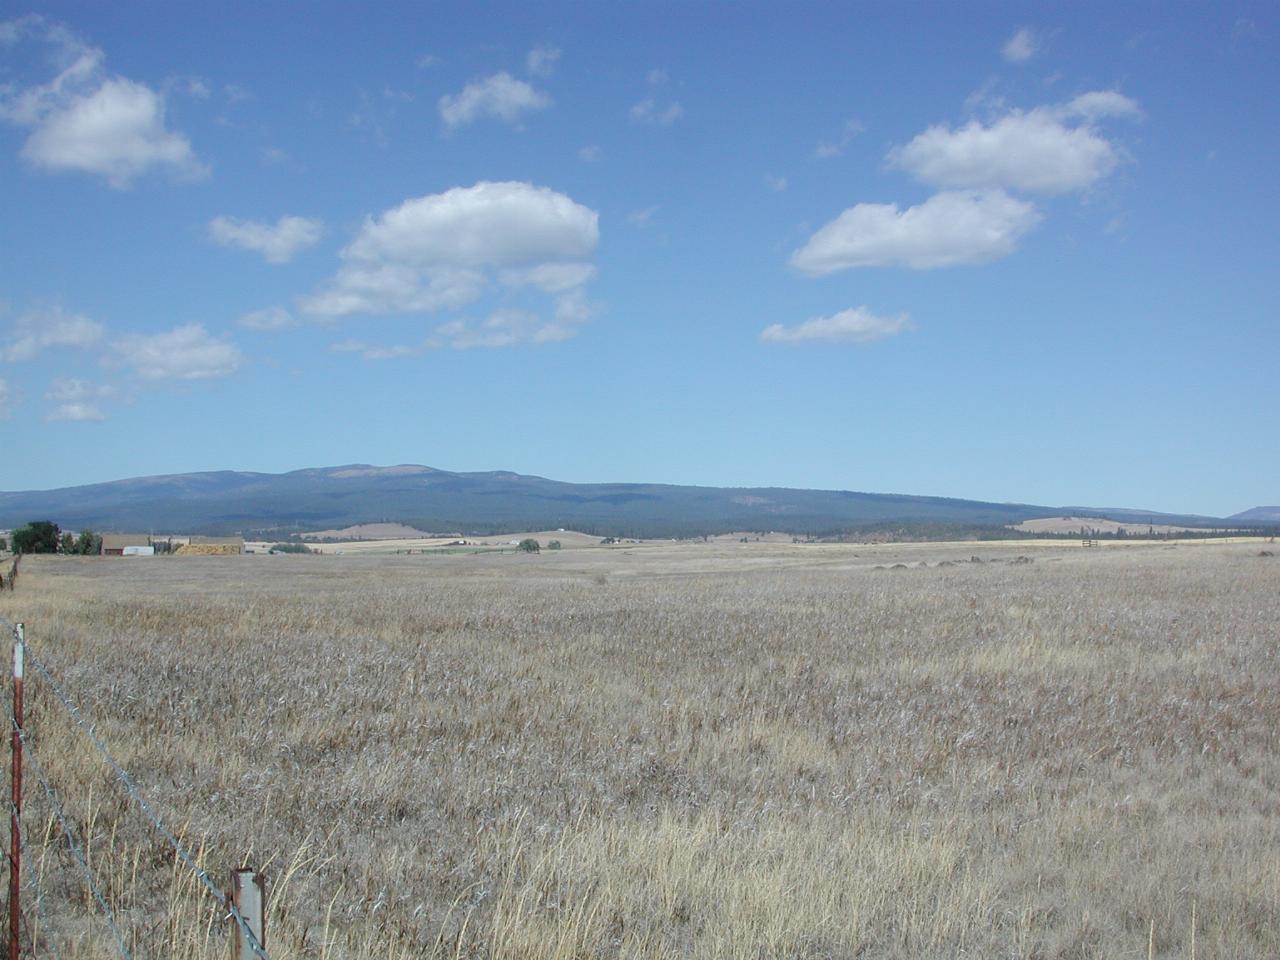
[1229,506,1280,524]
[0,464,1235,538]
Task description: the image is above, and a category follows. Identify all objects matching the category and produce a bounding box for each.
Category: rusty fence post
[230,868,266,960]
[8,624,23,960]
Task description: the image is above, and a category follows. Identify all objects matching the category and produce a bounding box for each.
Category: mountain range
[1,464,1264,538]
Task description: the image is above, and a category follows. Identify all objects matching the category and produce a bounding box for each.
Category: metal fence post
[9,624,23,960]
[230,868,266,960]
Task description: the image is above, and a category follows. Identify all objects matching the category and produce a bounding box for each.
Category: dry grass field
[1,539,1278,959]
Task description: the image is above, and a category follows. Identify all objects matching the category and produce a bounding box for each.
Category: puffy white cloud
[526,46,560,77]
[0,22,205,187]
[209,215,324,263]
[1002,28,1038,63]
[761,307,912,345]
[790,190,1041,273]
[438,73,550,128]
[888,92,1140,195]
[303,181,598,319]
[347,181,596,267]
[237,306,298,330]
[630,98,683,125]
[3,307,104,362]
[111,324,241,380]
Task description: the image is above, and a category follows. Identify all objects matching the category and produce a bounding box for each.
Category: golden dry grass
[1,540,1277,958]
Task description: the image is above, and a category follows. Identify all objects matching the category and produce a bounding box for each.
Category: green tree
[547,540,562,550]
[0,536,7,552]
[517,538,541,554]
[75,530,102,555]
[12,521,60,554]
[60,532,76,554]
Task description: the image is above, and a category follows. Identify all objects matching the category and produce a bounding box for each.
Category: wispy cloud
[1002,27,1039,63]
[439,73,550,129]
[526,46,560,77]
[762,307,912,345]
[238,307,299,331]
[815,119,864,159]
[209,215,324,263]
[44,376,115,421]
[110,324,241,380]
[630,98,683,125]
[3,306,104,362]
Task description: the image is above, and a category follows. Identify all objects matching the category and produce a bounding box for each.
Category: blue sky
[1,2,1275,517]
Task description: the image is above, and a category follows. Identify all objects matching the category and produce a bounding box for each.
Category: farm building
[100,534,153,556]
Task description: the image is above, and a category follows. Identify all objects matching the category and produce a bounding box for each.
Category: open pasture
[2,540,1278,958]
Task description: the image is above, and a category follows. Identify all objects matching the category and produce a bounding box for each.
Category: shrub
[517,538,541,554]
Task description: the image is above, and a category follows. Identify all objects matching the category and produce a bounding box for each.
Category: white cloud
[578,144,601,162]
[526,46,560,77]
[44,377,114,421]
[111,324,241,380]
[46,376,115,403]
[761,307,912,345]
[1062,90,1142,121]
[303,181,598,319]
[0,23,205,187]
[630,98,683,125]
[0,377,11,418]
[428,303,590,350]
[646,68,668,86]
[888,92,1140,195]
[3,307,105,362]
[498,262,596,293]
[766,174,788,192]
[790,190,1041,273]
[238,306,298,330]
[209,215,324,263]
[46,402,105,422]
[1002,28,1038,63]
[438,73,550,129]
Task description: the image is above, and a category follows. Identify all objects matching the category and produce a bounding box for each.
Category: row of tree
[5,520,102,555]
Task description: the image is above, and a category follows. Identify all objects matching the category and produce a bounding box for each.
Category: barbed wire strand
[9,799,66,960]
[24,649,270,960]
[14,720,133,960]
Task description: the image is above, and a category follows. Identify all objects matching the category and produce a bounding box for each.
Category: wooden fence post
[9,624,23,960]
[230,868,266,959]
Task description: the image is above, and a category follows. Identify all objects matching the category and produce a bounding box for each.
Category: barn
[100,534,153,556]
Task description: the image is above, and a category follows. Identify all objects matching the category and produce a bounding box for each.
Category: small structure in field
[101,533,153,556]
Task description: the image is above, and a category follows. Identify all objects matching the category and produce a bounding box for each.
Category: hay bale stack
[175,543,241,556]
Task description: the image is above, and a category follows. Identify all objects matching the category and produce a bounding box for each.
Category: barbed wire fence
[0,613,269,960]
